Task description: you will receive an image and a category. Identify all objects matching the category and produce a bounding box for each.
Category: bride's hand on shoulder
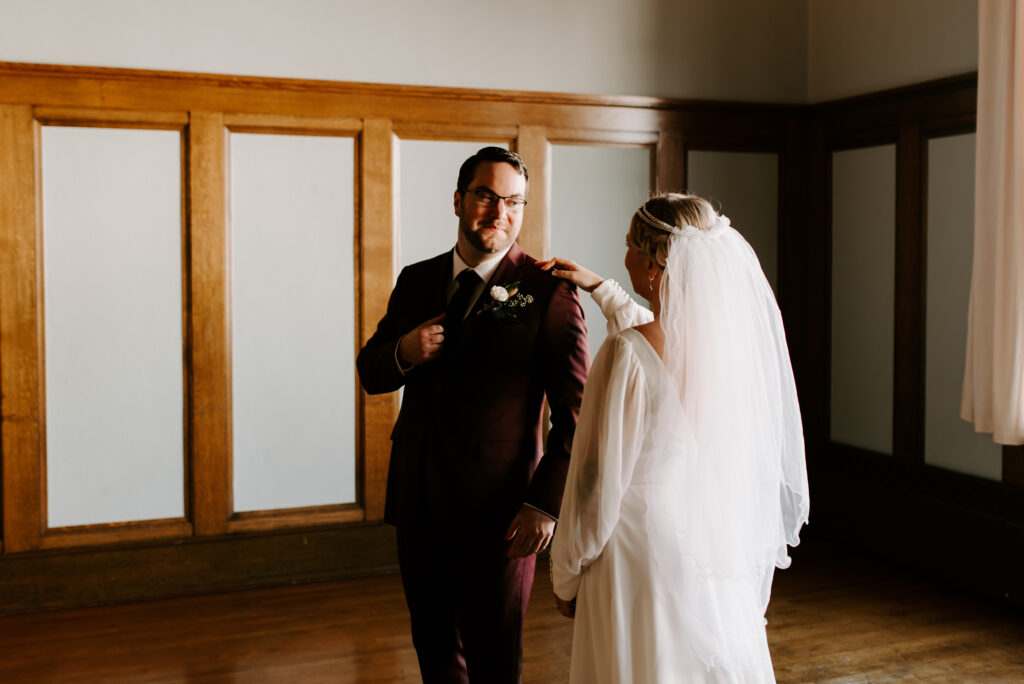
[537,257,603,292]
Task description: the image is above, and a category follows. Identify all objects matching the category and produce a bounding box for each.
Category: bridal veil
[644,209,810,672]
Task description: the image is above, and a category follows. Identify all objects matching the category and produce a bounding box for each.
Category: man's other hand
[504,505,556,559]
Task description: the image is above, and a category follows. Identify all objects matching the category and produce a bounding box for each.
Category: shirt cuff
[394,337,414,375]
[523,501,557,522]
[591,279,632,318]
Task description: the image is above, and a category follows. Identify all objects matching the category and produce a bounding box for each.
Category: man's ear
[454,190,463,217]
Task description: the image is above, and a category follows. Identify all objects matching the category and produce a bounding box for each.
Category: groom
[357,147,589,683]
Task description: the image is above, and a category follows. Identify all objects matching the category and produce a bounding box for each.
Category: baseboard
[808,445,1024,609]
[0,521,398,615]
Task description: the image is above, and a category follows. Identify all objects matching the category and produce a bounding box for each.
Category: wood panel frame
[2,106,194,552]
[0,63,997,615]
[805,74,1024,607]
[220,115,366,534]
[809,74,980,465]
[5,62,1018,616]
[0,62,801,611]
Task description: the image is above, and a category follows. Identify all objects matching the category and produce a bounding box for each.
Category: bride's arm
[549,335,647,603]
[538,257,653,334]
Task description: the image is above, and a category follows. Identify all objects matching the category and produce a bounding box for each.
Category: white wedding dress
[550,280,778,684]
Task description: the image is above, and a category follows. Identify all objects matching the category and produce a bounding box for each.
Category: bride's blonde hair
[628,193,718,267]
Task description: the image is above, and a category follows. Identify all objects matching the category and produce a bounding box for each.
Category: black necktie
[447,269,482,326]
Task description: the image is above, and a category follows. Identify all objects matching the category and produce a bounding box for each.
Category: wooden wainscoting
[0,62,800,613]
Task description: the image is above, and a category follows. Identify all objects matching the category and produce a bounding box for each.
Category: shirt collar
[451,244,512,285]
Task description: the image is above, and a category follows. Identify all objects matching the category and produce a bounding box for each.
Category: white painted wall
[2,1,983,103]
[0,0,807,102]
[809,0,978,102]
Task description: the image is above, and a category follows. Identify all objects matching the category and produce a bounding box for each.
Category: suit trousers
[396,524,536,684]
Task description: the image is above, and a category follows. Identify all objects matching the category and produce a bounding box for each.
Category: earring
[648,272,656,295]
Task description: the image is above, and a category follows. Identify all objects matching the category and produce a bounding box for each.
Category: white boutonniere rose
[479,281,534,323]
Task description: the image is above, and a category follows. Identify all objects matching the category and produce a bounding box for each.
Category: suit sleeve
[524,280,590,516]
[356,269,412,395]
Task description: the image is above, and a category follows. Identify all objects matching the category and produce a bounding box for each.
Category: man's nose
[487,199,508,218]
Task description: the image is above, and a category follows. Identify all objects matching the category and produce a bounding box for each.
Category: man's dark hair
[456,147,529,193]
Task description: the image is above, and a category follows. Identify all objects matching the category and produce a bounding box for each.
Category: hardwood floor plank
[0,541,1021,682]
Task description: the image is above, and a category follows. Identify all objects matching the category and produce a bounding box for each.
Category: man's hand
[537,257,604,292]
[397,313,447,366]
[504,505,556,559]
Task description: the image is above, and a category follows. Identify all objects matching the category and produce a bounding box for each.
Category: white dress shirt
[448,244,513,315]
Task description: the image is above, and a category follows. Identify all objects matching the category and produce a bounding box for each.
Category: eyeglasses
[462,187,527,213]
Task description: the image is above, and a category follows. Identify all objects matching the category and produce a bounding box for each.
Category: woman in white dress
[542,193,809,683]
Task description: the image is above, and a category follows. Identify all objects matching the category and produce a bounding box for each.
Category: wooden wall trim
[359,119,397,521]
[0,105,44,553]
[514,125,551,259]
[0,61,803,113]
[893,121,926,462]
[188,112,232,536]
[1005,445,1024,486]
[655,132,685,193]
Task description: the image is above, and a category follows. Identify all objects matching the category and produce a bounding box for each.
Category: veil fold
[647,216,809,671]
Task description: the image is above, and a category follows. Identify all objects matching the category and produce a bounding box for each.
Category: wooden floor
[0,541,1022,683]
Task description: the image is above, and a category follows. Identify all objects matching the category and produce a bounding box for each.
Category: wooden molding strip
[224,112,363,136]
[0,61,786,112]
[228,504,365,533]
[40,519,193,550]
[392,121,518,142]
[545,128,659,146]
[33,106,188,128]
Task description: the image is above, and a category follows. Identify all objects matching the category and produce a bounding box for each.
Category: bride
[542,193,809,683]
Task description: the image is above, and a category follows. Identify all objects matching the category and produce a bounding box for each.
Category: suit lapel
[445,244,525,360]
[429,250,454,316]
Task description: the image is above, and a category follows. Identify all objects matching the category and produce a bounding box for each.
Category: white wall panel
[230,132,356,511]
[925,133,1002,480]
[551,144,651,358]
[42,126,185,527]
[830,144,896,454]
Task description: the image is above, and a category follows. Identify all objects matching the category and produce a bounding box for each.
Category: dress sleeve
[550,333,647,600]
[591,279,654,335]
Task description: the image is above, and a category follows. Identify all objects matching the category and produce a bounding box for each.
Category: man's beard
[460,218,512,254]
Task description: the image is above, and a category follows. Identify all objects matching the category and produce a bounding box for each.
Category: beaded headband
[636,204,679,234]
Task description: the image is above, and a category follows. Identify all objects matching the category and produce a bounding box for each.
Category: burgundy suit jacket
[356,243,590,532]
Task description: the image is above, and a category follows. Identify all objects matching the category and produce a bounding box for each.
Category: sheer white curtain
[962,0,1024,445]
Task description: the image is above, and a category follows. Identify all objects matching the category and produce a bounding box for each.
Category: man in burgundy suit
[356,147,589,683]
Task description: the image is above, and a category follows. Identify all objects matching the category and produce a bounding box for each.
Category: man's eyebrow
[470,185,525,199]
